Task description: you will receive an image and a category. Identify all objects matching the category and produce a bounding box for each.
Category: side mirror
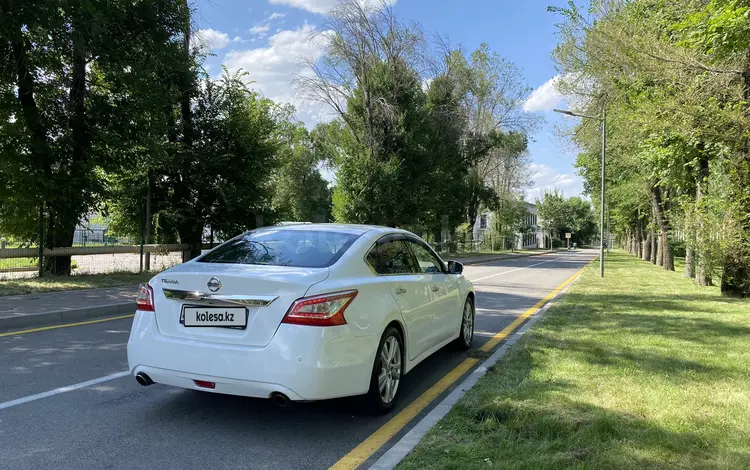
[447,260,463,275]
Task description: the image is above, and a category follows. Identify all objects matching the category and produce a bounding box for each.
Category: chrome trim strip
[162,288,277,306]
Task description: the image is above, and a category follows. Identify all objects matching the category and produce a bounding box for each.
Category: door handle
[431,285,440,292]
[395,287,407,295]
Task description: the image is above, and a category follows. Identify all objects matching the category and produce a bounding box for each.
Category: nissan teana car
[127,224,475,413]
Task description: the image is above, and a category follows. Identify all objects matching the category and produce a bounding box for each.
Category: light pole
[554,106,606,277]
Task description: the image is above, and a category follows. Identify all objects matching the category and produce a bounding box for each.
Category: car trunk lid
[151,262,329,347]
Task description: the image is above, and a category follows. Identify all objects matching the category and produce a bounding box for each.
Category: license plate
[181,306,248,328]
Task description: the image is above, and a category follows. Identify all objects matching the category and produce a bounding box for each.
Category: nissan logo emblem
[207,277,222,292]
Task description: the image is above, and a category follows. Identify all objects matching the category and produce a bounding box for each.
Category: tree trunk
[145,172,152,271]
[636,218,643,259]
[721,52,750,297]
[656,231,664,267]
[177,221,203,261]
[693,148,711,286]
[661,231,674,270]
[684,247,695,279]
[643,232,652,261]
[628,230,635,255]
[696,252,712,286]
[34,15,91,276]
[651,185,674,271]
[44,209,77,275]
[650,231,657,264]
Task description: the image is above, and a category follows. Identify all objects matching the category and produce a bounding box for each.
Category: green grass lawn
[0,272,153,296]
[0,258,37,270]
[398,250,750,470]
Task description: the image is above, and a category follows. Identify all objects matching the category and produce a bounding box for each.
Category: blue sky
[191,0,583,200]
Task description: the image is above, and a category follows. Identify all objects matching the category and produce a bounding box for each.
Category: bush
[671,238,686,257]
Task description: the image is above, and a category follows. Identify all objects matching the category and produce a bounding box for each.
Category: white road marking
[467,252,554,266]
[468,257,566,283]
[0,371,129,411]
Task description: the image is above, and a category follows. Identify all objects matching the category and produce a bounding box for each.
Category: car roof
[255,223,403,236]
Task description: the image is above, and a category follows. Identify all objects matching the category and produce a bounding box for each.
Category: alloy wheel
[378,336,402,404]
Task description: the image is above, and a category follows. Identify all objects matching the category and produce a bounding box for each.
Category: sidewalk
[0,286,136,333]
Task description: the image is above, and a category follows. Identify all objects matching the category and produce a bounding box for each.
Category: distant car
[127,224,475,413]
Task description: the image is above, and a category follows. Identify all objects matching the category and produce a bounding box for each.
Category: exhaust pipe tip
[135,372,154,387]
[270,392,289,407]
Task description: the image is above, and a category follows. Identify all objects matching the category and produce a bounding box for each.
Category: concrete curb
[368,266,587,470]
[0,302,133,333]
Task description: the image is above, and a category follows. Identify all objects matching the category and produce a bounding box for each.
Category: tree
[489,198,531,251]
[448,45,536,231]
[565,196,598,245]
[106,70,281,257]
[0,0,188,273]
[537,190,568,246]
[549,0,750,293]
[273,122,332,223]
[300,1,535,241]
[536,191,596,247]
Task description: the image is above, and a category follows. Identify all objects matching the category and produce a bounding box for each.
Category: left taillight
[282,290,358,327]
[136,283,155,312]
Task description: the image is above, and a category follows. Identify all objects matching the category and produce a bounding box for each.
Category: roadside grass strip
[398,251,750,470]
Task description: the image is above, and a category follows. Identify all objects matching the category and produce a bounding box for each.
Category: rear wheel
[453,297,474,351]
[366,326,404,414]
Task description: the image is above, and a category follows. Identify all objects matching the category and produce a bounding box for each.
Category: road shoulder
[0,286,136,333]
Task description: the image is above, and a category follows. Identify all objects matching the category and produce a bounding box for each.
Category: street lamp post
[554,106,607,277]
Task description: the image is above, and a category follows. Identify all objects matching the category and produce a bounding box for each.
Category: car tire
[366,326,404,415]
[453,297,474,351]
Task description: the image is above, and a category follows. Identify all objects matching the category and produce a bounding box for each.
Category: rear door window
[366,240,419,275]
[198,229,360,268]
[407,240,445,274]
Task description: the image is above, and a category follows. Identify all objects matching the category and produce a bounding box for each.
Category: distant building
[472,202,547,249]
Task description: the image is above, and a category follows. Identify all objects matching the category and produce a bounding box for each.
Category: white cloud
[191,28,231,52]
[523,75,564,113]
[249,24,271,36]
[223,24,330,126]
[268,0,397,14]
[269,12,286,20]
[526,162,585,201]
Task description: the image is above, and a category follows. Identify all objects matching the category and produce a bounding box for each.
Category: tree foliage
[551,0,750,296]
[301,0,536,242]
[537,190,597,246]
[1,2,333,270]
[0,0,188,272]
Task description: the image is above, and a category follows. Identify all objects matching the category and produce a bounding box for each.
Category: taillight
[282,290,358,326]
[136,283,155,312]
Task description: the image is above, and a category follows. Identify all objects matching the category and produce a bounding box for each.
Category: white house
[472,201,546,250]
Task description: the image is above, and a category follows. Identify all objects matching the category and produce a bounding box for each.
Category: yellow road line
[479,264,586,352]
[330,358,478,470]
[330,262,591,470]
[0,314,135,338]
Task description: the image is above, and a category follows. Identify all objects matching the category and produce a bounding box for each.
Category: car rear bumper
[127,311,379,401]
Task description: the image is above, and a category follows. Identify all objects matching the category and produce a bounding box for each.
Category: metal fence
[431,234,515,254]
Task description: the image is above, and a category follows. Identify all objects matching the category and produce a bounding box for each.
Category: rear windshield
[197,229,361,268]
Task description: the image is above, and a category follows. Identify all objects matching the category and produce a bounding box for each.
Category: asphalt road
[0,249,597,470]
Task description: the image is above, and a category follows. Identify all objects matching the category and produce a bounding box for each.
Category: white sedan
[127,224,475,413]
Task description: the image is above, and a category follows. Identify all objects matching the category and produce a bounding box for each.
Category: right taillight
[282,290,358,326]
[136,283,155,312]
